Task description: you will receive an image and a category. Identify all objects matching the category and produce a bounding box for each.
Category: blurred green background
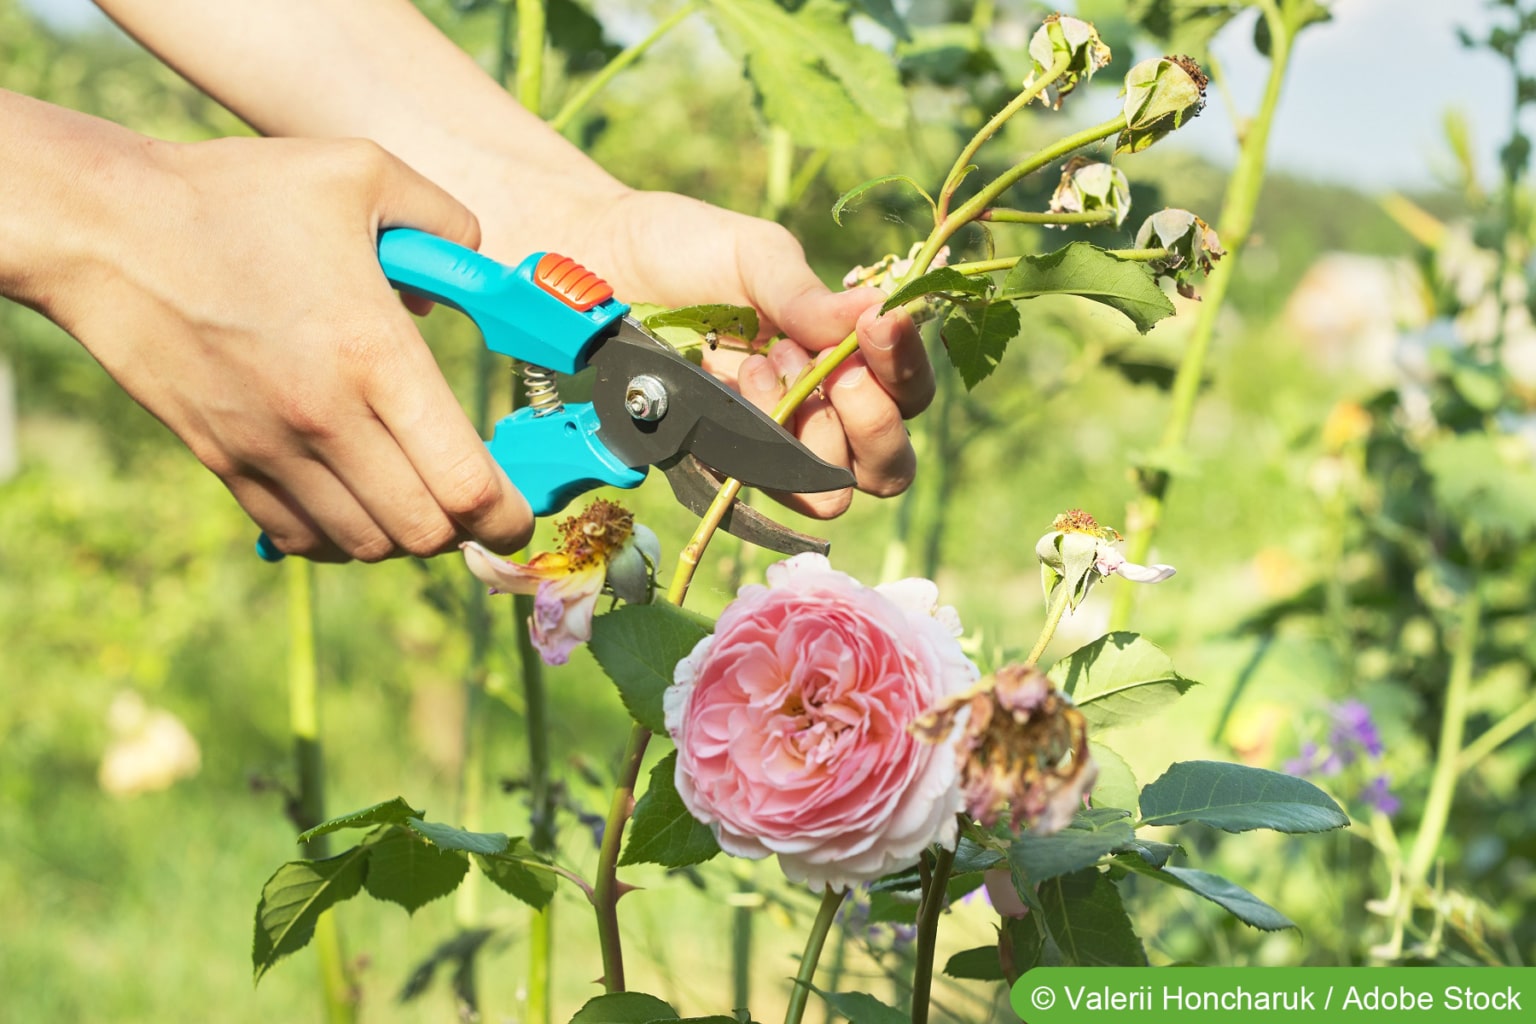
[2,1,1532,1021]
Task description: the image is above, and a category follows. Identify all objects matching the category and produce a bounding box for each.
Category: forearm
[92,0,629,262]
[0,88,160,323]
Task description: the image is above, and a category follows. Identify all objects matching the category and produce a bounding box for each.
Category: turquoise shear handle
[255,229,646,562]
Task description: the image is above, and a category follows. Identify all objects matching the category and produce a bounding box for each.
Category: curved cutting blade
[660,454,832,556]
[589,320,854,494]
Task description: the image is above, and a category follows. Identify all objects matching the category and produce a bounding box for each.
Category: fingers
[851,296,935,419]
[737,345,852,520]
[363,140,481,250]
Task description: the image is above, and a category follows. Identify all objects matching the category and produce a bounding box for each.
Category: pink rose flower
[664,554,979,890]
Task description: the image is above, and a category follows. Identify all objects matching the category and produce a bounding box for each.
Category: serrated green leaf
[474,839,558,910]
[1039,868,1148,967]
[621,751,720,868]
[297,796,422,843]
[944,945,1004,981]
[642,304,759,342]
[1048,632,1199,730]
[1091,742,1139,811]
[808,986,908,1024]
[704,0,907,148]
[569,992,678,1023]
[1138,760,1350,833]
[406,819,510,855]
[1119,860,1296,930]
[998,242,1175,333]
[832,174,934,225]
[252,847,369,981]
[589,603,713,733]
[1009,809,1134,887]
[941,300,1022,390]
[1116,837,1181,867]
[879,267,989,313]
[362,825,469,914]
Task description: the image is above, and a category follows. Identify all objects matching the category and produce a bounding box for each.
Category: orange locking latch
[533,253,614,312]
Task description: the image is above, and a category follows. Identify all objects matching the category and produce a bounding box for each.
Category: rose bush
[664,553,978,890]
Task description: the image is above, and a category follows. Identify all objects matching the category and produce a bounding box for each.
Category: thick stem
[593,723,652,992]
[288,560,357,1022]
[1110,3,1294,629]
[784,888,847,1024]
[515,0,546,115]
[1403,588,1482,886]
[731,879,755,1013]
[549,3,699,132]
[517,595,555,1024]
[1026,584,1072,666]
[910,844,957,1024]
[1456,692,1536,772]
[979,208,1113,225]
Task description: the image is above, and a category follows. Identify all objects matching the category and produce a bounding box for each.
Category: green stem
[1026,583,1072,666]
[1403,587,1482,887]
[910,844,957,1024]
[517,594,554,1024]
[979,208,1113,225]
[784,888,846,1024]
[549,3,699,132]
[1110,3,1293,630]
[1456,692,1536,772]
[593,723,652,992]
[763,125,795,221]
[288,560,357,1022]
[936,39,1071,221]
[515,0,546,114]
[731,878,755,1013]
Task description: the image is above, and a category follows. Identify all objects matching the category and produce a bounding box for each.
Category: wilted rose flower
[912,663,1096,834]
[1023,14,1112,110]
[1135,208,1225,298]
[462,499,659,666]
[1118,55,1207,153]
[665,554,979,891]
[1036,509,1175,610]
[843,242,951,295]
[1049,157,1131,228]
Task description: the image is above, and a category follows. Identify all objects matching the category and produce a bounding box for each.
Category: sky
[21,0,1524,191]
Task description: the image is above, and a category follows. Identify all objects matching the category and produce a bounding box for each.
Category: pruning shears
[255,228,852,561]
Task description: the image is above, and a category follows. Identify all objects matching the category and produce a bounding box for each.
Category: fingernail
[836,365,869,389]
[864,321,898,351]
[739,356,775,393]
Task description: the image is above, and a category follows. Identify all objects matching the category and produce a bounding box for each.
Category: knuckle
[438,459,504,521]
[399,518,459,558]
[331,137,392,182]
[862,449,917,498]
[350,534,396,563]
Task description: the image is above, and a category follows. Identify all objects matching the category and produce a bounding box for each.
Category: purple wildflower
[1359,775,1401,817]
[1329,700,1385,758]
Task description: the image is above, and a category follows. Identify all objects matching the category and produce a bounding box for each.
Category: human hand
[28,124,533,561]
[531,190,935,519]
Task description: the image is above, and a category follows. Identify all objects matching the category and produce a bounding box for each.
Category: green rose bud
[1118,55,1208,154]
[1023,14,1113,110]
[1134,208,1226,299]
[1049,157,1131,228]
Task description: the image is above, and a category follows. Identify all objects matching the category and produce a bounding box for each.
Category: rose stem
[784,887,847,1024]
[592,722,651,991]
[1109,0,1295,630]
[1026,583,1073,666]
[910,843,957,1024]
[549,2,700,132]
[287,558,357,1023]
[979,208,1113,225]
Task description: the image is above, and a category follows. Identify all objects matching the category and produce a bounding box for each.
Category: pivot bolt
[624,374,669,422]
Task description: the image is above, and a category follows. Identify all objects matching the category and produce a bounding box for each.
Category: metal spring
[519,362,563,416]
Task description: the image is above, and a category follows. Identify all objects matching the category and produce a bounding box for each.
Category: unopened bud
[1023,14,1112,110]
[1134,208,1225,299]
[1118,56,1207,154]
[1049,157,1131,228]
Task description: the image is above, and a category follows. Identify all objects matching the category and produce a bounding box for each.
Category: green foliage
[296,796,422,842]
[569,991,678,1022]
[943,945,1004,981]
[807,986,908,1024]
[475,839,559,909]
[1138,761,1350,833]
[1048,631,1199,730]
[406,818,511,855]
[362,825,470,913]
[1039,869,1148,966]
[833,174,935,225]
[589,603,713,733]
[642,305,760,344]
[1091,743,1140,810]
[1008,809,1135,887]
[621,751,721,868]
[1117,859,1297,931]
[879,267,989,312]
[941,300,1023,389]
[252,848,369,982]
[998,243,1176,333]
[703,0,906,148]
[1423,433,1536,544]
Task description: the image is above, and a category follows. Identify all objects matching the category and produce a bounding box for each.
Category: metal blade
[660,455,832,556]
[590,321,855,494]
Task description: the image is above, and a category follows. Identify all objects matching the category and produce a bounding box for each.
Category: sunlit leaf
[475,839,558,910]
[998,243,1175,333]
[1090,742,1139,811]
[362,825,468,914]
[569,992,678,1023]
[808,986,908,1024]
[1139,760,1350,833]
[407,819,510,856]
[642,305,759,342]
[879,267,989,313]
[1048,632,1198,730]
[297,796,422,843]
